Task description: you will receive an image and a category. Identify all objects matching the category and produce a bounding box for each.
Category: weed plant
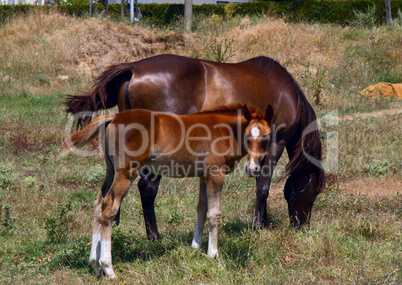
[350,5,377,27]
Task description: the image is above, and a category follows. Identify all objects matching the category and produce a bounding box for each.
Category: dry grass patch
[1,10,401,114]
[0,10,185,96]
[339,175,402,197]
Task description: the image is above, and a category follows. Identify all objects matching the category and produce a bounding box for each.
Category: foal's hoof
[89,259,102,275]
[105,272,117,279]
[207,249,219,259]
[191,239,202,249]
[103,267,117,279]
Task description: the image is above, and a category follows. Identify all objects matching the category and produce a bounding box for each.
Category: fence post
[184,0,193,32]
[385,0,392,25]
[121,0,124,20]
[130,0,133,22]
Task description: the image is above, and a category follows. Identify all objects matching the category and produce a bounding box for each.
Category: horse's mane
[199,104,264,118]
[251,56,277,76]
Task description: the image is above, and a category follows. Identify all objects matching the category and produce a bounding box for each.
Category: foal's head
[243,104,274,177]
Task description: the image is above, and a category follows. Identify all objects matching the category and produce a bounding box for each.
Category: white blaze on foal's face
[249,157,257,170]
[246,119,272,177]
[247,126,262,174]
[251,126,260,140]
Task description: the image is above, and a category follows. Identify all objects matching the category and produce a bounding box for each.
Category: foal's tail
[61,115,115,156]
[64,62,134,129]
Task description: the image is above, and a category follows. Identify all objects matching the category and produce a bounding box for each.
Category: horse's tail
[64,62,134,128]
[286,84,326,194]
[60,115,115,156]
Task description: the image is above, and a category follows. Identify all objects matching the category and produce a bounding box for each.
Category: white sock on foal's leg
[191,219,204,249]
[89,232,102,274]
[207,235,219,259]
[99,240,117,279]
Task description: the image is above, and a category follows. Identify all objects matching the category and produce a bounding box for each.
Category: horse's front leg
[100,171,134,279]
[206,173,225,259]
[138,172,162,240]
[192,178,207,249]
[253,141,285,229]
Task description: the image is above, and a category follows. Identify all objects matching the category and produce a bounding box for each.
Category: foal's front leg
[206,174,225,259]
[192,178,207,249]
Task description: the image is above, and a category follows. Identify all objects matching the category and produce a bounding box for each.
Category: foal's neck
[202,110,249,145]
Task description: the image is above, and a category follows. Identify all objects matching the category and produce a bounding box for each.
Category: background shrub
[1,0,402,26]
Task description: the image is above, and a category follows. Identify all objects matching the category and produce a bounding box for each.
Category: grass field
[0,10,401,284]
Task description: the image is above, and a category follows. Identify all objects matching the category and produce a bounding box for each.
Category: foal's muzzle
[246,164,261,178]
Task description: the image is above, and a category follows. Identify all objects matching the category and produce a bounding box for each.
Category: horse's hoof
[252,221,262,230]
[148,232,159,242]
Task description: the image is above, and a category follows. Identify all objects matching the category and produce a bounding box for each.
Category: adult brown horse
[65,54,325,238]
[61,104,274,278]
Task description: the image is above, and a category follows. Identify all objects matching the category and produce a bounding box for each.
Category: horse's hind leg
[138,172,161,241]
[192,178,207,249]
[100,170,135,279]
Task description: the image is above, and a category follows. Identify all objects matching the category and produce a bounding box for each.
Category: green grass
[320,112,402,176]
[0,12,401,284]
[0,92,401,284]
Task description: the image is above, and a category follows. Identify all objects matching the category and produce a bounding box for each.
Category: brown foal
[61,104,273,278]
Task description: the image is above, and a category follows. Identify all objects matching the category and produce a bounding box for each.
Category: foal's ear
[265,105,274,124]
[243,104,252,121]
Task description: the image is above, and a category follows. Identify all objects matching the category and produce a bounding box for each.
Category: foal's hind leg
[99,170,135,279]
[89,155,114,274]
[89,191,103,275]
[192,178,207,249]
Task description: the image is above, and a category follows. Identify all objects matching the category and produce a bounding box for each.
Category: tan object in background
[361,82,402,99]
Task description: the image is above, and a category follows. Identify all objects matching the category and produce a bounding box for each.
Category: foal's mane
[199,104,264,119]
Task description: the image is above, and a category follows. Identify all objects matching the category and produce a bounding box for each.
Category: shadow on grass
[111,227,194,263]
[221,213,282,236]
[222,217,250,233]
[36,228,192,274]
[218,215,282,268]
[41,214,283,273]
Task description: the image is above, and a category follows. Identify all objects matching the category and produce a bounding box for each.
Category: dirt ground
[267,174,401,203]
[341,107,402,121]
[338,175,401,197]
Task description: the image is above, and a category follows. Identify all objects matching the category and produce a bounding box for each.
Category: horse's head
[243,104,274,177]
